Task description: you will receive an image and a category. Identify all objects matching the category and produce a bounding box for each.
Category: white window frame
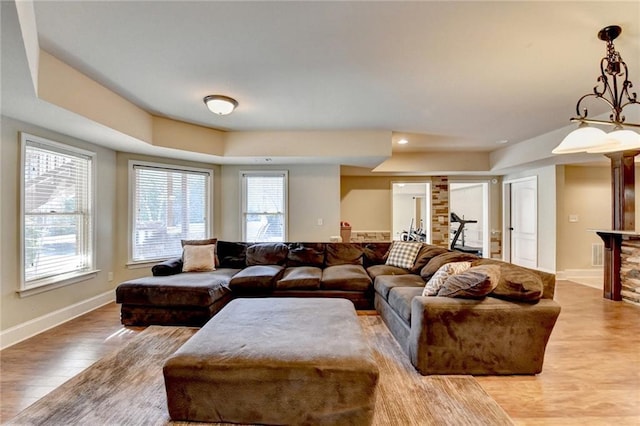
[240,170,288,242]
[19,132,97,295]
[128,160,214,266]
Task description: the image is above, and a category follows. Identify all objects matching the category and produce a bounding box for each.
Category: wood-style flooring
[1,281,639,424]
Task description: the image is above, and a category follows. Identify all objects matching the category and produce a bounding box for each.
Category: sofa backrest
[215,241,394,269]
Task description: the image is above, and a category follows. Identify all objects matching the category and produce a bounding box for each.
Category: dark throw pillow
[437,264,500,298]
[491,264,544,302]
[216,241,249,269]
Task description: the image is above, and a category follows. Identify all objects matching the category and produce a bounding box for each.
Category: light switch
[317,218,323,226]
[569,214,578,223]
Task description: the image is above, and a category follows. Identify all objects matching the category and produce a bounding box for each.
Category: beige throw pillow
[422,261,471,296]
[182,244,216,272]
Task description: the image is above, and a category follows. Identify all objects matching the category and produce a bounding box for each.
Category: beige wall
[1,116,117,330]
[219,164,341,241]
[556,165,610,271]
[340,176,395,231]
[556,164,640,273]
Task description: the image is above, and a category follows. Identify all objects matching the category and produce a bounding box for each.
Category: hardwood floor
[1,281,638,424]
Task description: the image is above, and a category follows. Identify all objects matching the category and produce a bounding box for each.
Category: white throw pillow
[422,261,471,296]
[385,241,423,269]
[182,244,216,272]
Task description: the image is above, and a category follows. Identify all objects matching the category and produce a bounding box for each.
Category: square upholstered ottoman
[163,298,379,425]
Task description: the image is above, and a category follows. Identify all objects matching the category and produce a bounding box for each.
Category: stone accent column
[431,176,449,248]
[490,231,502,259]
[621,237,640,305]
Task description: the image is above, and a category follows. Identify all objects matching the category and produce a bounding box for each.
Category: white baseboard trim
[0,290,115,350]
[556,269,603,289]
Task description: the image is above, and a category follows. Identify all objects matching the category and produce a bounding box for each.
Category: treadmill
[450,212,482,256]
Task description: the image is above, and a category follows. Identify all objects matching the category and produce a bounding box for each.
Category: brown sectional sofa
[115,240,561,375]
[116,241,389,326]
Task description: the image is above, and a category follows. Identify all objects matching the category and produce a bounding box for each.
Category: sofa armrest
[152,257,183,276]
[408,296,561,375]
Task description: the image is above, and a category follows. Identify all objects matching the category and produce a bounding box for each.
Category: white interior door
[509,177,537,268]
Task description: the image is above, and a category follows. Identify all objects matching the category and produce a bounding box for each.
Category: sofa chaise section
[116,269,237,326]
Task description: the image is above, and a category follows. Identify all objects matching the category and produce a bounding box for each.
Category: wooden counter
[593,230,640,303]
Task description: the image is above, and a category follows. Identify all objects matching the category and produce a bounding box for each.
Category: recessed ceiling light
[398,139,409,145]
[496,139,509,144]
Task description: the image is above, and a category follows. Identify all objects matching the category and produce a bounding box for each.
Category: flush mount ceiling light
[203,95,238,116]
[553,25,639,154]
[398,139,409,145]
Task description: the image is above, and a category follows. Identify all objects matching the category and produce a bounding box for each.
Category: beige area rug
[7,316,513,425]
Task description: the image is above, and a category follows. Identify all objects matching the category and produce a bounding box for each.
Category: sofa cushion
[286,243,325,267]
[276,266,322,290]
[422,261,472,296]
[410,245,449,274]
[321,264,371,291]
[387,286,423,322]
[229,265,285,292]
[374,274,426,300]
[362,242,392,268]
[152,257,183,276]
[366,264,410,280]
[491,263,544,302]
[420,251,479,280]
[182,244,216,272]
[386,241,423,269]
[437,264,500,298]
[115,270,237,307]
[325,243,364,266]
[246,243,289,266]
[217,241,249,269]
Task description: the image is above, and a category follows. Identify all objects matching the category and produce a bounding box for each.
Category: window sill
[126,261,161,269]
[18,270,100,298]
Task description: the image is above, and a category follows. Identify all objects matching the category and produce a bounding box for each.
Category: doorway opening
[449,182,490,258]
[392,182,430,242]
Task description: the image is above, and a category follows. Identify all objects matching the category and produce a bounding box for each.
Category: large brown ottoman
[163,298,379,425]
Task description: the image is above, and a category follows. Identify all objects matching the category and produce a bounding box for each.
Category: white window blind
[131,163,210,262]
[22,135,94,288]
[241,171,287,242]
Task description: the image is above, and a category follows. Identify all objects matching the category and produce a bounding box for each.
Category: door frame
[449,180,490,258]
[502,176,538,266]
[391,181,431,243]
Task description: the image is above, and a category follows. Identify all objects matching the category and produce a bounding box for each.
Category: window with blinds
[241,171,288,242]
[131,162,211,262]
[21,134,95,289]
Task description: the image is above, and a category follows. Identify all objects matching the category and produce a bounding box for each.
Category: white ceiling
[2,1,640,166]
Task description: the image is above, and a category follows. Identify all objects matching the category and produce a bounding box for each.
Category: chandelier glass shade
[203,95,238,115]
[553,25,639,155]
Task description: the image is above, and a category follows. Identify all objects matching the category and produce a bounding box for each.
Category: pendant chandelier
[553,25,639,154]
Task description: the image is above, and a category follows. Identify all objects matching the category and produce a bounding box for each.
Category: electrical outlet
[569,214,579,223]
